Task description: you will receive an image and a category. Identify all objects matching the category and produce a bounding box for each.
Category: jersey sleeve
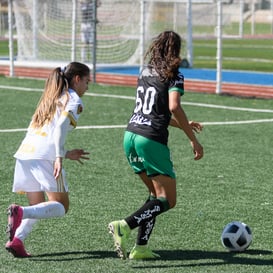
[54,114,70,158]
[54,91,83,158]
[168,72,184,96]
[62,90,84,129]
[64,104,83,128]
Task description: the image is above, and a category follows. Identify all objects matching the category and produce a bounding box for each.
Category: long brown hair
[31,62,90,128]
[144,31,182,81]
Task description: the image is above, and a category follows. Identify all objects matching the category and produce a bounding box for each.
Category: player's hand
[189,121,203,133]
[54,157,63,179]
[65,149,90,164]
[190,140,204,160]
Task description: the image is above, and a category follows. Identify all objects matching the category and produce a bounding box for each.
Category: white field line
[88,93,273,113]
[1,118,273,133]
[0,85,272,133]
[202,119,273,125]
[1,85,273,113]
[0,125,127,133]
[0,85,42,92]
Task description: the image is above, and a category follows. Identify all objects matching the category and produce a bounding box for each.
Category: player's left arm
[169,91,203,160]
[168,82,203,133]
[170,118,203,133]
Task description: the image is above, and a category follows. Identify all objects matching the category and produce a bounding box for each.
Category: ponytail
[31,62,90,128]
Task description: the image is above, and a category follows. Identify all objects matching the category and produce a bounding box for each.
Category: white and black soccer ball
[221,221,252,252]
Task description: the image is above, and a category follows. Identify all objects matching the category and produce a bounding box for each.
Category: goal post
[140,0,215,68]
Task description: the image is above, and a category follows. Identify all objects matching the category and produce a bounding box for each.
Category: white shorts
[13,159,68,193]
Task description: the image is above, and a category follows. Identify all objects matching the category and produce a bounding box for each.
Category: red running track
[1,65,273,99]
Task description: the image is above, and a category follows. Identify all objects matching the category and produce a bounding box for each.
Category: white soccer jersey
[14,88,83,161]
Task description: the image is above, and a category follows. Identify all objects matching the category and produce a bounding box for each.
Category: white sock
[15,218,38,242]
[22,201,65,219]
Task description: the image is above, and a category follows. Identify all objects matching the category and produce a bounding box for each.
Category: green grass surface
[193,38,273,71]
[1,77,273,272]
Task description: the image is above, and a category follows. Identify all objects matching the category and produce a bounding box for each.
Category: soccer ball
[221,221,252,252]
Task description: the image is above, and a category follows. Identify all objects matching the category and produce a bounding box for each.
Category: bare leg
[152,175,176,208]
[138,172,156,197]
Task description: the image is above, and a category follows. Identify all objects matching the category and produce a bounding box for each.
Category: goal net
[13,0,141,65]
[11,0,238,67]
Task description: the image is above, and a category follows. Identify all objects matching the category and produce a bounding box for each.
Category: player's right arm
[53,113,70,179]
[169,91,204,160]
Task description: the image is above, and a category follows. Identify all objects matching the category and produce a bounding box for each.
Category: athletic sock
[125,198,170,230]
[14,218,38,242]
[136,195,157,245]
[22,201,65,219]
[136,217,156,245]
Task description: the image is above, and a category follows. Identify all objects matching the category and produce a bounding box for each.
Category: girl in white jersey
[6,62,90,258]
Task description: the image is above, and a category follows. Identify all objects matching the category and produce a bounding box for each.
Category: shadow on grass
[31,248,273,267]
[31,250,117,261]
[131,249,273,269]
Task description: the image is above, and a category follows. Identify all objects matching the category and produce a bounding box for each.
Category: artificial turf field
[0,77,273,273]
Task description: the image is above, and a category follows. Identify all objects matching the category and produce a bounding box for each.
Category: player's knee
[158,196,176,211]
[63,202,69,214]
[169,198,176,209]
[165,196,176,209]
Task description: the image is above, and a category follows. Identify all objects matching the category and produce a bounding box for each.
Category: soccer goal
[11,0,141,65]
[10,0,216,67]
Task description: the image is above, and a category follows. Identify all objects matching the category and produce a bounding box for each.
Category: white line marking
[182,101,273,113]
[0,85,272,133]
[202,119,273,125]
[88,93,273,113]
[0,128,27,133]
[0,85,42,92]
[87,93,134,101]
[1,85,272,113]
[78,125,126,129]
[1,119,273,133]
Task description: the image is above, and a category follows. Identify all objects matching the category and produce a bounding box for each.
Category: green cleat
[129,244,160,260]
[108,220,130,259]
